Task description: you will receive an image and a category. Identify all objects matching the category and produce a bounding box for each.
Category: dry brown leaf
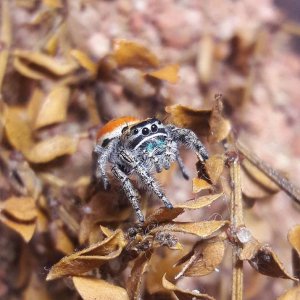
[162,274,215,300]
[146,249,184,294]
[27,87,45,124]
[0,196,37,242]
[205,155,225,185]
[175,240,225,278]
[24,135,78,163]
[165,104,211,137]
[127,250,152,300]
[13,56,51,80]
[146,64,180,83]
[52,223,74,255]
[278,285,300,300]
[239,237,262,260]
[33,86,70,129]
[288,225,300,256]
[71,49,97,76]
[73,276,129,300]
[0,216,36,242]
[112,39,160,69]
[175,193,223,209]
[208,98,231,143]
[14,49,78,77]
[152,221,228,238]
[0,0,11,90]
[144,207,184,227]
[0,196,37,221]
[242,159,280,193]
[46,229,127,280]
[192,178,212,192]
[249,246,297,281]
[4,105,33,150]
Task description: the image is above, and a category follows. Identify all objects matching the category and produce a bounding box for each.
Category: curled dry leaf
[73,276,129,300]
[175,193,224,209]
[162,274,215,300]
[33,86,70,129]
[175,239,225,278]
[193,178,212,193]
[241,159,280,200]
[249,246,297,281]
[112,39,160,69]
[127,250,152,300]
[238,236,262,261]
[208,98,231,143]
[144,207,184,227]
[146,64,180,84]
[51,221,74,255]
[144,193,223,227]
[46,229,127,280]
[204,155,225,185]
[13,49,78,78]
[4,105,78,163]
[0,196,37,242]
[151,221,228,238]
[242,159,280,193]
[70,49,97,76]
[278,285,300,300]
[24,135,78,163]
[165,104,211,137]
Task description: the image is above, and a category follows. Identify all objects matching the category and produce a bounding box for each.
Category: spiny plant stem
[230,157,244,300]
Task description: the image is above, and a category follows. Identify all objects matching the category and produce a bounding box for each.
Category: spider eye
[157,120,162,125]
[142,128,149,135]
[133,128,139,135]
[151,124,158,132]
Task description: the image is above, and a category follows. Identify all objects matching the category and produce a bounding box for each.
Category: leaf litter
[0,1,299,300]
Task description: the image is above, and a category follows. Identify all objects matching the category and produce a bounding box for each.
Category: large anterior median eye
[142,127,149,135]
[133,128,139,135]
[151,124,158,132]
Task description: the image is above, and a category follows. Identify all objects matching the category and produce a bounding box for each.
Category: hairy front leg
[166,125,209,161]
[94,141,116,190]
[120,149,173,209]
[111,165,144,222]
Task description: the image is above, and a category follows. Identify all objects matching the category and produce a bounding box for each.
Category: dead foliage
[0,1,299,300]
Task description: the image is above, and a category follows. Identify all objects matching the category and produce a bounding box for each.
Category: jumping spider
[94,117,208,222]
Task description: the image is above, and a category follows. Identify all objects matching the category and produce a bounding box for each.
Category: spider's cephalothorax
[94,116,209,222]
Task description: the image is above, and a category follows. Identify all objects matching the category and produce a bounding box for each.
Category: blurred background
[0,0,300,299]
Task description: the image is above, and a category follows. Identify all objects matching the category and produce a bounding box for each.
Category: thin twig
[230,157,244,300]
[237,142,300,205]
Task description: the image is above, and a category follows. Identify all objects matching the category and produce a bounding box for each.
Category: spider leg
[94,141,116,190]
[120,149,173,209]
[176,153,189,180]
[111,165,144,222]
[166,125,209,161]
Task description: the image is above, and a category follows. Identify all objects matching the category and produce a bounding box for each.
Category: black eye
[133,129,139,135]
[158,120,162,125]
[151,124,158,132]
[142,128,149,135]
